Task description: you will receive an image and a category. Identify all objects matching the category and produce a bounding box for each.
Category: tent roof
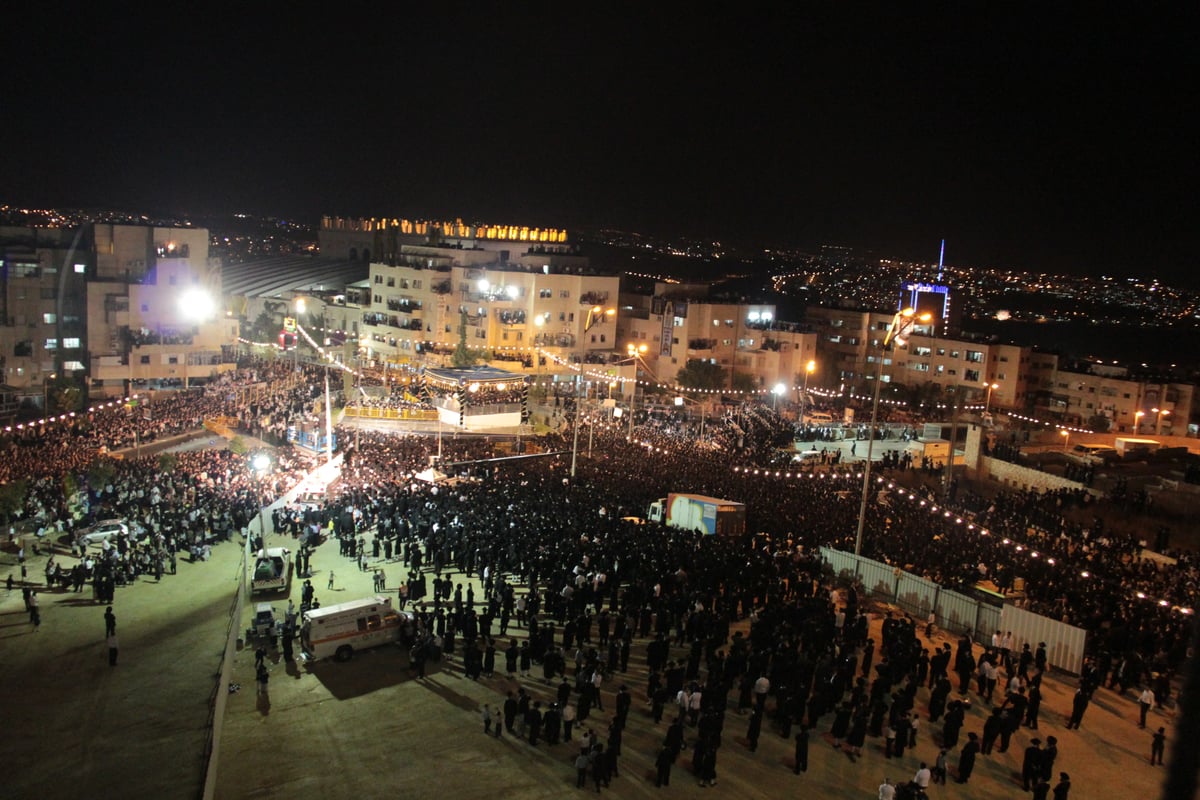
[422,365,528,386]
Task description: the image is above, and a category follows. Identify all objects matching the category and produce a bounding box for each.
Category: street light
[801,359,816,425]
[1060,429,1070,452]
[43,372,57,416]
[772,382,787,410]
[854,308,932,556]
[247,452,271,601]
[626,343,650,440]
[1135,410,1145,433]
[983,382,999,413]
[1151,407,1170,436]
[293,297,307,371]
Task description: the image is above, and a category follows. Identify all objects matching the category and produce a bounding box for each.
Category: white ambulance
[299,595,410,662]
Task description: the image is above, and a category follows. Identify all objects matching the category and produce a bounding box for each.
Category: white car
[79,519,130,545]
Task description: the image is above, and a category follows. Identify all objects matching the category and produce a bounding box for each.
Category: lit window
[42,313,56,324]
[45,338,58,350]
[74,263,87,274]
[63,337,80,349]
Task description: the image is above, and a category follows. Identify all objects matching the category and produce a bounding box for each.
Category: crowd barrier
[819,546,1086,674]
[343,406,438,421]
[203,417,237,439]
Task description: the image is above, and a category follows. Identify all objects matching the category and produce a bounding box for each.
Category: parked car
[78,519,131,545]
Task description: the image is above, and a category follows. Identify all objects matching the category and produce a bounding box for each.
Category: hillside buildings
[0,213,1192,435]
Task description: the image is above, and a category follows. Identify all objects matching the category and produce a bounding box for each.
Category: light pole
[628,383,636,440]
[854,308,931,556]
[1135,410,1145,434]
[570,374,583,478]
[1060,429,1070,452]
[801,359,816,421]
[248,452,271,601]
[293,297,306,372]
[983,381,999,413]
[43,372,56,416]
[1152,407,1170,436]
[772,382,786,411]
[626,343,650,440]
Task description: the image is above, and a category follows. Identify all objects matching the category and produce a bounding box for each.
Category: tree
[249,311,276,342]
[730,371,757,393]
[1087,414,1112,433]
[674,359,727,392]
[451,311,478,368]
[87,458,118,492]
[157,452,179,474]
[0,480,27,525]
[51,383,83,414]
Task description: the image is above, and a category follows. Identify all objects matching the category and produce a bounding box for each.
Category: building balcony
[535,332,576,348]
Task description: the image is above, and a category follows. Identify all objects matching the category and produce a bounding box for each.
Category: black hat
[1031,738,1041,745]
[1060,772,1069,780]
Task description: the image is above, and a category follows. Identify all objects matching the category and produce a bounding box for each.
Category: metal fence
[819,546,1056,664]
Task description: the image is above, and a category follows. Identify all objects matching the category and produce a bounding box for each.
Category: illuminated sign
[900,282,951,324]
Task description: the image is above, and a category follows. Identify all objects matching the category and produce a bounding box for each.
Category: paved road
[215,533,1175,800]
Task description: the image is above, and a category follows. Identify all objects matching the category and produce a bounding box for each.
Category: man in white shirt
[878,778,895,800]
[1139,686,1155,728]
[913,763,932,789]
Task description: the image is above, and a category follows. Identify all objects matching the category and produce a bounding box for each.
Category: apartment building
[616,284,817,392]
[88,224,237,395]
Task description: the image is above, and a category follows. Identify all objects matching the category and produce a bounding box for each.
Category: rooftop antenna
[937,239,945,283]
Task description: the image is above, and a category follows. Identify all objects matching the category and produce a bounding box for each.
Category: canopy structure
[414,467,449,483]
[421,365,530,388]
[420,365,530,429]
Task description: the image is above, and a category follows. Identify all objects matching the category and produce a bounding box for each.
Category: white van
[804,411,835,425]
[300,595,411,662]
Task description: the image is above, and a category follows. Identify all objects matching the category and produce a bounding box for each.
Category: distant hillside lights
[322,216,568,243]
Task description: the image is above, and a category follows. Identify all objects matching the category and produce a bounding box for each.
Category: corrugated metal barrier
[818,547,1085,673]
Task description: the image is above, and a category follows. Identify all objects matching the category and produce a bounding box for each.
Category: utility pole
[570,374,582,477]
[943,386,962,500]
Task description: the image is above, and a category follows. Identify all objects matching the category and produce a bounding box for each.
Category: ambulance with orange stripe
[300,595,412,662]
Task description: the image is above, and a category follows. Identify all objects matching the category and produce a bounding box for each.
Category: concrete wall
[977,455,1088,493]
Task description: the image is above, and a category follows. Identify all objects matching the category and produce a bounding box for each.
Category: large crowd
[2,360,1192,795]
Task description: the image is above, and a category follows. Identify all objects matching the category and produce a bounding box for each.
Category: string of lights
[584,418,1188,615]
[4,395,140,434]
[250,336,1096,432]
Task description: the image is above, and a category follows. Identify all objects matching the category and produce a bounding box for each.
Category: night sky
[2,6,1194,282]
